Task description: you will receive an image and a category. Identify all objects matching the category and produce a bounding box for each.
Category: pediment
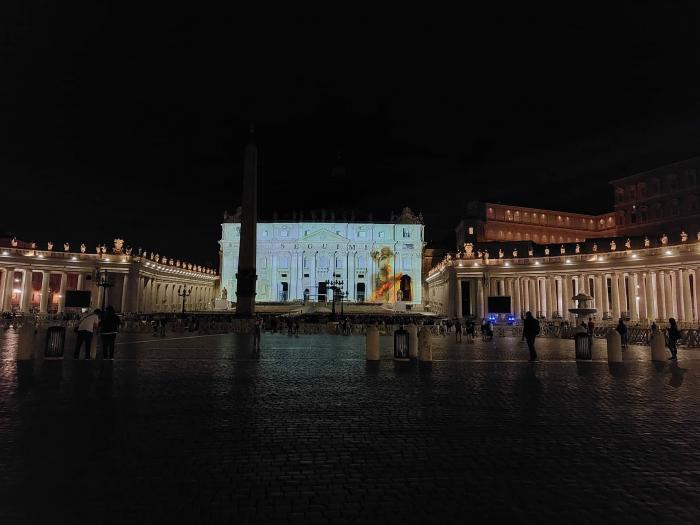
[299,228,348,243]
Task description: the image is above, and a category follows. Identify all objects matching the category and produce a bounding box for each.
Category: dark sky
[3,4,700,265]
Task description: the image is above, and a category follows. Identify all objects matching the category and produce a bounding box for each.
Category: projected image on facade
[219,213,425,305]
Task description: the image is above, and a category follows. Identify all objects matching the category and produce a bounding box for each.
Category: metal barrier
[45,326,66,358]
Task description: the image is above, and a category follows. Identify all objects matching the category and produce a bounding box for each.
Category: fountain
[568,293,597,328]
[568,293,597,360]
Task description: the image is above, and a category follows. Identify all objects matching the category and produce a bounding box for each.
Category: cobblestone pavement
[0,329,699,524]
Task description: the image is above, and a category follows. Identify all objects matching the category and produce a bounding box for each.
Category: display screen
[487,296,511,314]
[64,290,91,308]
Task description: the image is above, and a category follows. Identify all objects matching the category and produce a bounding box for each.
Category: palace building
[0,239,218,314]
[219,208,425,306]
[429,156,700,324]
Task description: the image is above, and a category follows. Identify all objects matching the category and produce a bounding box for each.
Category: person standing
[455,318,462,342]
[99,306,121,360]
[522,311,540,361]
[253,317,262,351]
[616,318,628,348]
[667,317,681,360]
[587,317,595,339]
[74,309,100,360]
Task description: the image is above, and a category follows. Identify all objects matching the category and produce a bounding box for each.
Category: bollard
[418,326,432,362]
[16,322,38,360]
[407,324,418,359]
[606,329,622,363]
[366,325,380,361]
[650,330,666,362]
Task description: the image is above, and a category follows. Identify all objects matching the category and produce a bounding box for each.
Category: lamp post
[96,270,114,310]
[325,279,344,317]
[178,285,192,314]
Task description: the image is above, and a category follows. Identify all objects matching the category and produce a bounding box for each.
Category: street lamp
[178,285,192,314]
[325,279,344,316]
[96,270,114,309]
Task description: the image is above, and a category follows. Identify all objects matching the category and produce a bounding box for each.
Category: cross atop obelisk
[235,125,258,317]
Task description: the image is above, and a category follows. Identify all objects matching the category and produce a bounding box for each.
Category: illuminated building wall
[219,221,425,304]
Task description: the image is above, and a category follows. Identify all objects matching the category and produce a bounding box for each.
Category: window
[378,231,384,239]
[402,256,411,270]
[279,255,289,269]
[358,230,367,239]
[280,229,288,237]
[303,256,309,269]
[357,255,367,268]
[335,256,344,268]
[304,230,309,236]
[403,228,410,238]
[262,230,268,238]
[319,255,329,268]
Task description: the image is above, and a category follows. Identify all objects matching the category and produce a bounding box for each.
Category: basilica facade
[219,211,425,306]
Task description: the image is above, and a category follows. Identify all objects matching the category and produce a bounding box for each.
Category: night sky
[3,4,700,266]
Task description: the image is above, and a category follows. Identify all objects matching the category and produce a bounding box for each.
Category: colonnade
[0,267,77,313]
[485,267,700,322]
[138,277,214,313]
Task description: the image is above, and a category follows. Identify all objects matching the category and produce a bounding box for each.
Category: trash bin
[574,332,592,360]
[394,325,410,361]
[45,326,66,358]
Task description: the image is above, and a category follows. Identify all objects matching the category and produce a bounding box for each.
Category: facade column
[455,278,462,318]
[695,269,700,323]
[77,273,84,291]
[546,276,555,319]
[645,271,656,321]
[513,277,521,318]
[664,271,674,320]
[521,278,529,312]
[121,274,129,313]
[594,274,603,316]
[528,279,537,316]
[39,271,50,313]
[57,273,67,313]
[627,273,638,321]
[681,268,693,322]
[611,272,621,320]
[657,272,667,320]
[0,268,13,312]
[21,269,33,311]
[562,276,571,321]
[638,272,647,321]
[579,274,588,295]
[476,278,484,319]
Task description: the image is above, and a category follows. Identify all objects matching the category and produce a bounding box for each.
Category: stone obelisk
[235,128,258,317]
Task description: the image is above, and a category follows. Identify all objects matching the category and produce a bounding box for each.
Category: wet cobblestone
[0,330,699,523]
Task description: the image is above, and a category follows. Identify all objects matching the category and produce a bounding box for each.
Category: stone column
[611,272,620,320]
[627,273,638,321]
[579,274,588,295]
[657,272,666,320]
[39,271,50,313]
[57,273,67,313]
[513,277,521,317]
[695,269,700,323]
[235,132,258,317]
[594,274,604,315]
[664,271,674,319]
[77,273,84,291]
[121,274,129,313]
[645,271,656,321]
[21,269,33,311]
[681,268,693,322]
[455,278,462,318]
[528,279,537,316]
[638,272,647,321]
[476,278,484,319]
[0,268,12,311]
[546,276,555,319]
[560,276,569,321]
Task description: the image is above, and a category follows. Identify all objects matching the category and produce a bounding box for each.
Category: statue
[30,241,36,249]
[95,245,101,254]
[464,242,474,258]
[162,257,168,265]
[113,238,124,254]
[498,249,504,258]
[150,252,155,260]
[63,242,69,252]
[80,243,86,253]
[625,238,632,249]
[681,231,688,242]
[176,260,181,267]
[221,287,228,300]
[47,241,53,251]
[138,247,142,256]
[476,250,482,258]
[483,250,489,262]
[661,233,668,245]
[644,236,650,248]
[101,245,107,254]
[456,251,462,259]
[143,251,148,259]
[11,237,17,247]
[560,245,565,255]
[592,243,598,252]
[610,240,617,251]
[232,206,243,222]
[528,247,533,257]
[154,254,160,263]
[575,243,580,254]
[512,248,518,257]
[398,206,423,224]
[188,263,193,270]
[126,247,132,255]
[544,246,550,256]
[169,258,174,265]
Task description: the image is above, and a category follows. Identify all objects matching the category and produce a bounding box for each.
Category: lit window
[358,230,366,239]
[378,231,384,239]
[280,229,288,237]
[402,256,411,270]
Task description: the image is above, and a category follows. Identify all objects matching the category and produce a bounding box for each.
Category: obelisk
[235,127,258,317]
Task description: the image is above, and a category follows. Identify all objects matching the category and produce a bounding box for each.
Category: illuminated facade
[427,236,700,325]
[219,211,425,305]
[0,239,218,314]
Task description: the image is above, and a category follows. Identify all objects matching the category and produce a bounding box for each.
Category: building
[611,156,700,237]
[219,208,425,306]
[0,239,218,314]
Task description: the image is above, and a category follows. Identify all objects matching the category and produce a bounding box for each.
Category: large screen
[65,290,91,308]
[488,296,511,314]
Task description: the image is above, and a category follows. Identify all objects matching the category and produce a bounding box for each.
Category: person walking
[455,318,462,342]
[253,317,262,351]
[616,318,628,348]
[667,317,681,360]
[99,306,120,360]
[74,309,100,359]
[522,311,540,361]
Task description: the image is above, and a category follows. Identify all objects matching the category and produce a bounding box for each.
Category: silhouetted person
[253,317,262,350]
[99,306,120,359]
[454,319,462,342]
[587,317,595,339]
[667,317,681,360]
[522,311,540,361]
[75,309,100,359]
[616,318,628,347]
